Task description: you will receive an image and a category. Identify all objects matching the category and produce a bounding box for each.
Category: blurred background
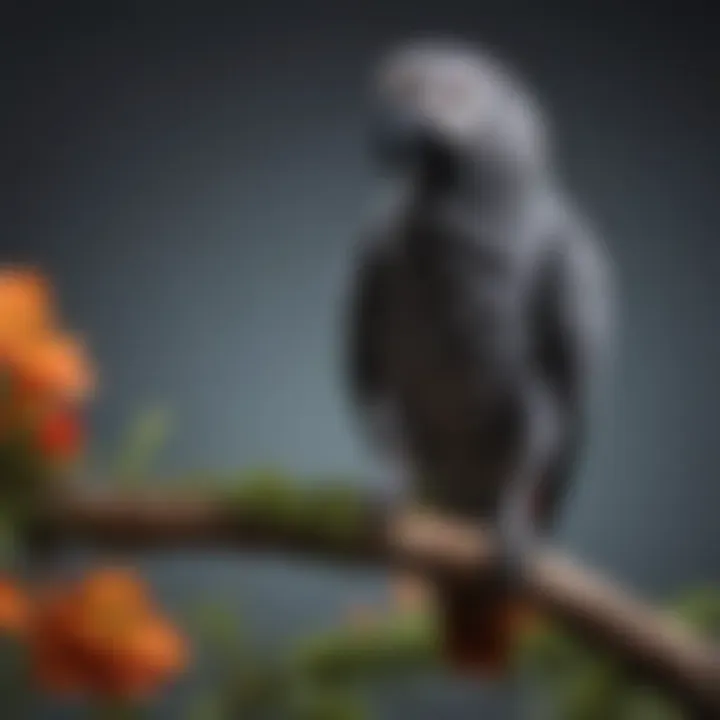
[1,1,718,717]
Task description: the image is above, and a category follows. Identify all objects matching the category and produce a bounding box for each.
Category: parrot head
[371,40,548,193]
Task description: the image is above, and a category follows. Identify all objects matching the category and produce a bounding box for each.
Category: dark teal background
[1,2,718,717]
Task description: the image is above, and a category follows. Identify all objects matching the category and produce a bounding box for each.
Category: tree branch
[33,486,720,718]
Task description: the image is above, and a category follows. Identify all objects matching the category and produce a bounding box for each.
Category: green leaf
[224,472,369,549]
[229,662,290,714]
[520,623,601,684]
[185,692,227,720]
[87,699,147,720]
[309,483,365,545]
[187,600,244,661]
[293,610,439,684]
[618,687,683,720]
[112,405,174,484]
[287,683,368,720]
[0,513,18,570]
[670,587,720,638]
[0,636,31,716]
[230,469,311,528]
[557,660,625,720]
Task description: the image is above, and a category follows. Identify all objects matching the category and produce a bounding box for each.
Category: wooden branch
[33,487,720,718]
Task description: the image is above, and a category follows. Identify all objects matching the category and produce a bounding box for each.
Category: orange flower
[30,568,189,700]
[100,617,189,698]
[0,266,94,476]
[78,568,151,613]
[18,333,95,402]
[0,577,31,636]
[0,267,95,403]
[0,268,55,349]
[36,406,84,461]
[32,587,88,694]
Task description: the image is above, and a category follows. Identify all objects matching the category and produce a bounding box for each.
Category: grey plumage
[349,41,613,535]
[346,40,614,673]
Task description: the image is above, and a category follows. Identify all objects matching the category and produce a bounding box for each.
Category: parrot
[345,39,614,676]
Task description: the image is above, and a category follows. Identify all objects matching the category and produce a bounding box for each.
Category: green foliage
[617,687,684,720]
[0,513,19,572]
[292,610,440,684]
[285,683,368,720]
[185,594,379,720]
[112,405,174,485]
[184,598,273,720]
[223,472,367,547]
[186,692,228,720]
[89,701,149,720]
[185,585,720,720]
[1,396,717,720]
[519,586,720,719]
[670,586,720,639]
[0,424,49,569]
[0,636,31,718]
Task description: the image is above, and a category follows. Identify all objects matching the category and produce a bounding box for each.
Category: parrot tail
[438,581,535,678]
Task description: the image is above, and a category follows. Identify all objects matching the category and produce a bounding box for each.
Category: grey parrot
[346,40,614,674]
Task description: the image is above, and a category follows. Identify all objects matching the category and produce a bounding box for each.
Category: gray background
[1,1,718,717]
